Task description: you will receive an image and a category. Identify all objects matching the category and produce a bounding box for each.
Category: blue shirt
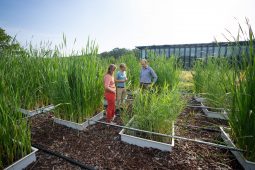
[140,66,158,84]
[116,71,127,87]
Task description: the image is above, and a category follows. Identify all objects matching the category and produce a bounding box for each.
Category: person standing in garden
[115,63,128,114]
[140,59,158,89]
[104,64,117,123]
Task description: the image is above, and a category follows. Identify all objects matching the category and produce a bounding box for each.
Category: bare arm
[105,86,116,93]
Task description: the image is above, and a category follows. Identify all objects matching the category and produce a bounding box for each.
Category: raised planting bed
[200,102,228,120]
[53,111,104,131]
[119,117,175,152]
[4,147,38,170]
[19,104,55,117]
[220,127,255,170]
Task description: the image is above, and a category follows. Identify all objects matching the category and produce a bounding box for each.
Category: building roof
[136,41,251,49]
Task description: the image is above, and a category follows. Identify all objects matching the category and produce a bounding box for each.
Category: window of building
[201,47,207,57]
[191,47,195,57]
[196,47,201,58]
[170,48,175,57]
[175,48,180,56]
[220,46,226,56]
[185,47,190,57]
[214,47,220,57]
[180,48,185,56]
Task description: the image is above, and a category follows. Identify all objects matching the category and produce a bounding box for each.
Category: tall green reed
[122,84,186,140]
[228,20,255,161]
[0,78,31,169]
[49,42,104,123]
[193,57,233,109]
[148,54,181,90]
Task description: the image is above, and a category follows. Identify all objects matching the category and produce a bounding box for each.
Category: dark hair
[107,64,116,75]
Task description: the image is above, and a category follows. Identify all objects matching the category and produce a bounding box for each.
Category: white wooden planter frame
[200,102,228,120]
[4,147,38,170]
[53,111,104,131]
[119,117,175,152]
[194,96,228,120]
[19,104,55,116]
[220,127,255,170]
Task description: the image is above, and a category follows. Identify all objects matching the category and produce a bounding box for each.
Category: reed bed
[193,57,233,109]
[228,22,255,161]
[192,21,255,161]
[122,84,186,142]
[0,53,49,110]
[0,79,31,169]
[48,45,104,123]
[148,55,181,90]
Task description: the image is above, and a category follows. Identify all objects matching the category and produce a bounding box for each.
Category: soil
[25,98,243,170]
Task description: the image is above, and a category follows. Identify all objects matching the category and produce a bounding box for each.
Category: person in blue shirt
[140,59,158,89]
[115,63,128,113]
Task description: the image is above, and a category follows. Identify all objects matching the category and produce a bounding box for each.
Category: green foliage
[0,28,24,55]
[0,51,50,109]
[193,57,233,108]
[192,59,205,94]
[117,54,140,89]
[49,55,104,123]
[0,81,31,169]
[122,85,186,141]
[192,21,255,161]
[148,55,181,90]
[100,47,139,59]
[229,22,255,161]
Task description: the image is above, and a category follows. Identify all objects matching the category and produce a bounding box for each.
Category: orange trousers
[104,92,116,122]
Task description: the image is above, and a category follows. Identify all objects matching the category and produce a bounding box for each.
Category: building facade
[136,41,252,68]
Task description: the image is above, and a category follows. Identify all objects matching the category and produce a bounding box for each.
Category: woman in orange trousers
[104,64,116,123]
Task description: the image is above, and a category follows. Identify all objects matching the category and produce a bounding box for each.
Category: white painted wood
[119,117,174,152]
[220,127,255,170]
[19,105,55,116]
[201,102,228,120]
[53,111,104,130]
[4,147,38,170]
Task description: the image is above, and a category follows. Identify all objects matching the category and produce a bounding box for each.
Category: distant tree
[0,27,23,55]
[100,47,139,59]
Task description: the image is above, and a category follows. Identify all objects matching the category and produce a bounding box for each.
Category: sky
[0,0,254,53]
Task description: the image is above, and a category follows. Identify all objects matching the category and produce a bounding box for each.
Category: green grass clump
[122,84,186,142]
[229,22,255,161]
[0,54,50,110]
[0,81,31,169]
[148,55,181,90]
[49,45,104,123]
[193,57,233,109]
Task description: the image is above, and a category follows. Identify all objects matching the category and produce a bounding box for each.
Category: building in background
[136,41,252,68]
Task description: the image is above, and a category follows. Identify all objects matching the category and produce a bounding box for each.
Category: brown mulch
[25,103,243,170]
